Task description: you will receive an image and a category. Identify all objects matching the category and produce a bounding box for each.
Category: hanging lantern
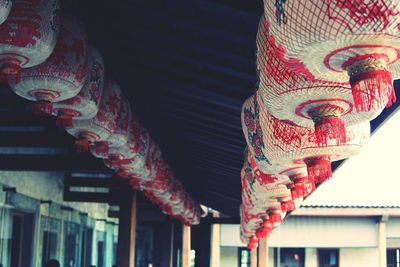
[0,0,59,77]
[102,115,140,167]
[255,92,370,183]
[105,127,151,179]
[9,15,87,115]
[256,14,387,147]
[0,1,11,25]
[262,3,399,111]
[52,46,105,127]
[90,96,131,157]
[65,79,122,152]
[241,90,311,184]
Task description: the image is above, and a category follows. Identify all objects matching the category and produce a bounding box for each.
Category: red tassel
[350,69,394,112]
[256,229,267,240]
[34,101,53,116]
[281,200,296,212]
[268,213,282,224]
[314,116,346,147]
[247,236,258,250]
[306,157,332,184]
[95,141,109,156]
[75,139,89,153]
[56,115,73,127]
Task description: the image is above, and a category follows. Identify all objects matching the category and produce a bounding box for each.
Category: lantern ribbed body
[65,79,121,147]
[52,46,104,123]
[263,1,399,110]
[0,0,59,75]
[9,15,88,114]
[102,115,141,164]
[256,14,386,129]
[90,96,131,158]
[105,128,151,179]
[243,93,370,167]
[241,92,308,177]
[263,0,400,81]
[0,0,11,25]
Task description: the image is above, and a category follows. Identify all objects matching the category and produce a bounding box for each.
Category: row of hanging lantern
[241,1,400,249]
[0,0,200,226]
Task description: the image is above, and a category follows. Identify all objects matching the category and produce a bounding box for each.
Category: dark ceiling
[0,0,399,218]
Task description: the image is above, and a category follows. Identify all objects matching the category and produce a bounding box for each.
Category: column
[182,225,191,267]
[117,190,137,267]
[210,223,220,267]
[250,248,257,267]
[378,215,388,267]
[258,238,268,267]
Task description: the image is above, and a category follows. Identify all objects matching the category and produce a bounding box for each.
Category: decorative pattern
[0,0,60,75]
[9,15,88,115]
[52,46,105,126]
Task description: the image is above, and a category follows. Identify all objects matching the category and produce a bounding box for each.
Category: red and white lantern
[105,127,151,180]
[102,115,141,167]
[0,1,11,25]
[256,14,386,147]
[0,0,59,76]
[262,1,399,111]
[52,46,104,126]
[256,92,370,183]
[9,15,87,115]
[65,79,122,152]
[90,96,131,158]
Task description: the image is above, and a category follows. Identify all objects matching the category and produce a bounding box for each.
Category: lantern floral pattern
[256,14,386,147]
[65,79,121,152]
[0,0,60,76]
[90,96,131,158]
[9,15,88,115]
[52,45,105,126]
[263,1,400,111]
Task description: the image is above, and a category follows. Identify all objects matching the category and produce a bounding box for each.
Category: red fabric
[306,157,332,184]
[314,116,347,147]
[350,69,396,112]
[34,101,53,116]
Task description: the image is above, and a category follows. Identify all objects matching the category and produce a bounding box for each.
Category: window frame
[318,248,339,267]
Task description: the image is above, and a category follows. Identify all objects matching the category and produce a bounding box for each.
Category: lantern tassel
[95,141,109,156]
[281,200,296,212]
[56,115,73,127]
[314,116,346,147]
[306,157,332,184]
[75,139,89,153]
[34,101,53,116]
[350,69,395,112]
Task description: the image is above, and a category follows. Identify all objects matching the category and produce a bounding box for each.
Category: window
[41,217,61,267]
[318,249,339,267]
[274,248,305,267]
[238,248,251,267]
[64,222,80,267]
[387,249,400,267]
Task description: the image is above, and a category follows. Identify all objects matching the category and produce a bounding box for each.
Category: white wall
[339,247,379,267]
[305,248,318,267]
[221,217,378,248]
[0,171,112,220]
[220,247,238,267]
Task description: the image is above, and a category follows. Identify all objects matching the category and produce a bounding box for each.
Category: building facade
[220,207,400,267]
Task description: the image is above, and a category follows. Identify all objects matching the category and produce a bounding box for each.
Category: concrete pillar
[117,190,137,267]
[258,238,269,267]
[182,225,191,267]
[250,248,257,267]
[378,215,388,267]
[210,224,220,267]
